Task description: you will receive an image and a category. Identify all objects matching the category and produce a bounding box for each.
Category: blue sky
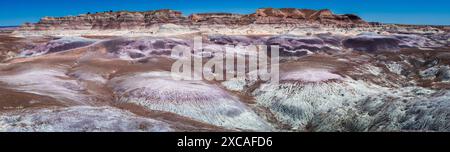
[1,0,449,26]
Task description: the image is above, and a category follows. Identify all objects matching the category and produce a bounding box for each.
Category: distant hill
[0,26,18,29]
[0,26,18,34]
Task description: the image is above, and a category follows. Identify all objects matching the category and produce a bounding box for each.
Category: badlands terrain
[0,8,450,132]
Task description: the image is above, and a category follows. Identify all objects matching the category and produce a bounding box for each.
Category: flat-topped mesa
[19,8,368,30]
[20,9,188,30]
[254,8,366,25]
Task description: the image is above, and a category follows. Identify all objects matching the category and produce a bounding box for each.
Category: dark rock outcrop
[343,34,401,52]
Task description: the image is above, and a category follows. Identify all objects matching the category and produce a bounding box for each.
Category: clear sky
[1,0,449,26]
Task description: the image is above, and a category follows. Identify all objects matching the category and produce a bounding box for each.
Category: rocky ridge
[19,8,368,30]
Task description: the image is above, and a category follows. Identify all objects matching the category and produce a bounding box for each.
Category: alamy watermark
[170,36,279,85]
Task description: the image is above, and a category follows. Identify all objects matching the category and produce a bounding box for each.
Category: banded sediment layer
[19,8,367,31]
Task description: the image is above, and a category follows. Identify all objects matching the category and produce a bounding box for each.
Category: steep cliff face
[19,8,368,30]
